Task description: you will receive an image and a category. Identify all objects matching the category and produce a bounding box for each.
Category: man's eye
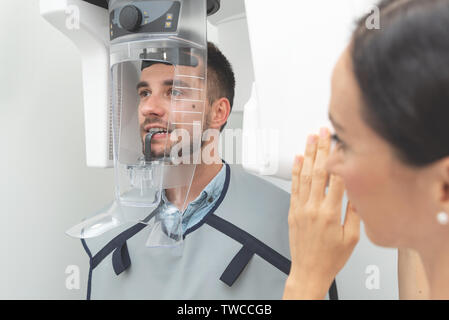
[170,89,183,97]
[331,134,346,151]
[139,90,150,98]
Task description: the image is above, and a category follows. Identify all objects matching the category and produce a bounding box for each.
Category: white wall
[0,0,114,299]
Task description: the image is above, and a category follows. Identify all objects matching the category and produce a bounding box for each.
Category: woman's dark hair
[352,0,449,167]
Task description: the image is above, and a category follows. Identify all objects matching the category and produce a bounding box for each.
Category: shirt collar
[161,163,225,209]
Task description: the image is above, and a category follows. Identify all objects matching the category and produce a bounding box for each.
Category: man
[80,42,335,299]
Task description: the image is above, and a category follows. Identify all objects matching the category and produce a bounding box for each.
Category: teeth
[148,128,167,134]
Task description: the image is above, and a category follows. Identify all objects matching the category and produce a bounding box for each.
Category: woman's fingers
[324,173,346,209]
[298,135,319,205]
[343,201,361,246]
[290,155,304,206]
[309,128,331,205]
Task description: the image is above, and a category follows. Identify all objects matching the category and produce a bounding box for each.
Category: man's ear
[208,97,231,131]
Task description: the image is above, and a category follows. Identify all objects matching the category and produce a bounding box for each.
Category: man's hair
[206,42,235,132]
[140,42,235,132]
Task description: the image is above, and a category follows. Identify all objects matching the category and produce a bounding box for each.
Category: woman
[284,0,449,299]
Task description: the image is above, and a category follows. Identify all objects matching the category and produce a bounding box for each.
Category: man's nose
[139,95,167,118]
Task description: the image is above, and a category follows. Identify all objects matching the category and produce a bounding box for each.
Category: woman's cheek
[327,151,380,207]
[340,161,379,211]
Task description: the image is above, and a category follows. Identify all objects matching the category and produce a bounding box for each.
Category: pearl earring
[436,212,449,225]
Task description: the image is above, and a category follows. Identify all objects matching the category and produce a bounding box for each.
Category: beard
[140,111,212,162]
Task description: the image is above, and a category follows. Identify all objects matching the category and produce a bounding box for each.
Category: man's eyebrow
[136,79,193,91]
[328,112,345,132]
[136,81,148,91]
[163,79,191,88]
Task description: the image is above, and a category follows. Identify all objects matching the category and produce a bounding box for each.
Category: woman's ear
[437,157,449,208]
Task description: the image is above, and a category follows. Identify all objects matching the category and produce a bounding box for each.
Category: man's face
[136,63,208,159]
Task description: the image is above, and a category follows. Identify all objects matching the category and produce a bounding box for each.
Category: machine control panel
[110,1,180,40]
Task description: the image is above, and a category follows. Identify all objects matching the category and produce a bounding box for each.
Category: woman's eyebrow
[329,112,345,132]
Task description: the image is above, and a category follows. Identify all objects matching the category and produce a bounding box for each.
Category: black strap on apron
[205,213,338,300]
[81,221,149,300]
[83,208,158,274]
[219,245,254,286]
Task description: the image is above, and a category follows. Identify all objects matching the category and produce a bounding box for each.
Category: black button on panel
[110,1,181,40]
[119,5,143,32]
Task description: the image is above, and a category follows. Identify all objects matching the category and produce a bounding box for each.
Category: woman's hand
[283,128,360,300]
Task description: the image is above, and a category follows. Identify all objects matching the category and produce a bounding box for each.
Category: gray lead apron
[81,164,338,299]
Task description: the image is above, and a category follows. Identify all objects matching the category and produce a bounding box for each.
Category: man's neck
[165,155,223,212]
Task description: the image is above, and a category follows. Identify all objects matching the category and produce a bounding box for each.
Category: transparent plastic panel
[67,0,208,243]
[144,47,207,247]
[111,60,165,210]
[65,201,125,239]
[111,51,206,210]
